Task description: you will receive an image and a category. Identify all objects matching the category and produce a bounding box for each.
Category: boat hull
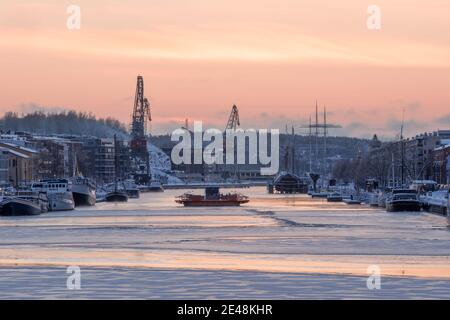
[126,189,140,199]
[73,192,96,206]
[177,200,249,207]
[311,193,328,198]
[424,204,447,216]
[147,186,164,192]
[105,192,128,202]
[48,193,75,211]
[0,199,42,216]
[386,201,421,212]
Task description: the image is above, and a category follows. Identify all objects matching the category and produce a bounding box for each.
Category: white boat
[31,179,75,211]
[72,176,96,206]
[422,190,448,215]
[377,192,388,208]
[386,189,421,212]
[410,180,437,193]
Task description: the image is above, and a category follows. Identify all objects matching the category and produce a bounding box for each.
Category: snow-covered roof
[411,180,437,184]
[0,142,38,154]
[0,147,30,159]
[434,143,450,151]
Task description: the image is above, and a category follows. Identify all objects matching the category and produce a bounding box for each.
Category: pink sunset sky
[1,0,449,139]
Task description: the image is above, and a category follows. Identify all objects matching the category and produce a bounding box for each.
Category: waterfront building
[404,130,450,181]
[0,143,38,186]
[433,143,450,185]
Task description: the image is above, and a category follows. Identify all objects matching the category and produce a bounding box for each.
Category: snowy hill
[148,143,183,184]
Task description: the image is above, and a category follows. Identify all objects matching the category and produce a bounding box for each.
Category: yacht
[31,179,75,211]
[386,189,421,212]
[72,176,96,206]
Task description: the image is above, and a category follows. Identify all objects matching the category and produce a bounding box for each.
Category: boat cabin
[31,179,71,193]
[205,187,220,199]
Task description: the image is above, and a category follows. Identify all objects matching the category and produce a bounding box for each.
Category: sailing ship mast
[323,105,327,183]
[308,116,312,172]
[114,134,118,193]
[400,108,405,187]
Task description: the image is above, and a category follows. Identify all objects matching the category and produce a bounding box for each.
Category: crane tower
[225,104,240,131]
[130,75,151,184]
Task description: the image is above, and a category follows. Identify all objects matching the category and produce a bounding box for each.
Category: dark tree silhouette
[0,110,129,138]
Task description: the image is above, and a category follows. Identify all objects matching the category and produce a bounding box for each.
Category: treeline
[0,111,129,138]
[331,142,401,187]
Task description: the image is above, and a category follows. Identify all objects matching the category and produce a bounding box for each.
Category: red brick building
[433,144,450,184]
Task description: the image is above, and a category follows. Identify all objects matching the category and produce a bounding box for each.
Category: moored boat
[310,192,328,198]
[124,180,140,198]
[0,191,48,216]
[386,189,421,212]
[31,179,75,211]
[422,189,448,215]
[105,190,128,202]
[272,172,308,194]
[72,176,96,206]
[327,192,343,202]
[343,197,362,205]
[377,191,388,208]
[175,187,249,207]
[105,134,129,203]
[147,179,164,192]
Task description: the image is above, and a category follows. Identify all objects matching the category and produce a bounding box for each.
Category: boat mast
[400,108,405,187]
[323,105,327,184]
[114,134,118,193]
[72,146,77,178]
[315,101,319,180]
[391,152,395,188]
[291,125,295,174]
[308,116,312,173]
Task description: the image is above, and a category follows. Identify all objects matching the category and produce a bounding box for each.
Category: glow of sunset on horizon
[1,0,449,138]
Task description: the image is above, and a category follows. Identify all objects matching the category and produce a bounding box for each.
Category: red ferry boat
[175,187,249,207]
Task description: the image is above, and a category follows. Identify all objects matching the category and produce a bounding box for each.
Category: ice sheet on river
[0,187,449,299]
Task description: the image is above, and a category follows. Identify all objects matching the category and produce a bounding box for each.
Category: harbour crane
[130,75,151,184]
[223,104,241,181]
[225,105,240,131]
[131,75,151,140]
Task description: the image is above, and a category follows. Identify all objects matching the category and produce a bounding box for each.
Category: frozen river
[0,187,449,299]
